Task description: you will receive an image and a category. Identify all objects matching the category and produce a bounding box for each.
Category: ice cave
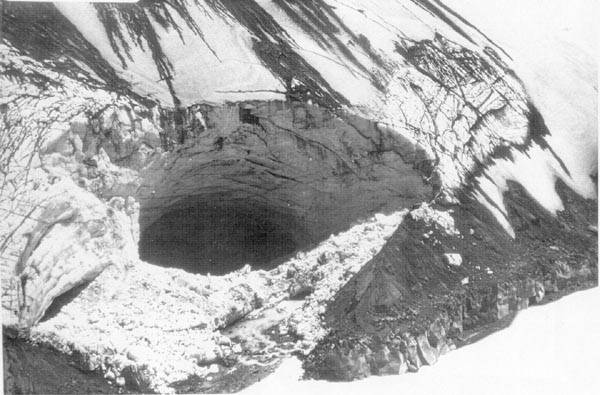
[0,1,596,394]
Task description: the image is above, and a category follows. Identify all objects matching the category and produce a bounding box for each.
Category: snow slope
[7,0,596,218]
[54,0,498,107]
[442,0,597,233]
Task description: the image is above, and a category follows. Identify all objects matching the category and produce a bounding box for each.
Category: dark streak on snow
[1,2,156,107]
[93,0,204,107]
[91,0,352,109]
[398,34,534,215]
[204,0,350,109]
[3,0,514,113]
[409,0,476,45]
[461,101,573,228]
[2,4,120,90]
[273,0,390,76]
[397,33,571,224]
[432,0,513,60]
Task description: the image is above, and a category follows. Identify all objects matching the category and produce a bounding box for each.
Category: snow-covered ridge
[48,0,506,107]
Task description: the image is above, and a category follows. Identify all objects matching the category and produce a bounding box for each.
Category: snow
[442,0,597,228]
[55,3,173,104]
[444,253,462,267]
[410,203,460,235]
[150,4,285,105]
[20,202,407,392]
[56,1,283,106]
[54,0,493,108]
[480,145,567,218]
[242,287,600,395]
[327,0,435,46]
[473,176,515,237]
[56,1,290,106]
[258,0,382,107]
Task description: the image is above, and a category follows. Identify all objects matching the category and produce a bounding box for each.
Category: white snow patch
[410,203,460,235]
[473,174,515,238]
[444,253,462,267]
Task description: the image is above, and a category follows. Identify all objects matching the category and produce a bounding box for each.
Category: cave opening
[135,103,432,276]
[138,197,310,275]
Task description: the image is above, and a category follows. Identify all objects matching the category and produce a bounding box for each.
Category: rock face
[0,1,597,394]
[304,180,598,380]
[3,328,123,395]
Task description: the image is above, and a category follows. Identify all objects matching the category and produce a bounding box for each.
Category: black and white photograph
[0,0,598,394]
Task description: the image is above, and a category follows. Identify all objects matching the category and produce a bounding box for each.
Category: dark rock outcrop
[3,329,126,395]
[304,179,597,380]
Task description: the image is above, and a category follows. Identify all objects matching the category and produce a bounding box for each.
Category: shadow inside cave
[39,281,91,323]
[138,199,309,275]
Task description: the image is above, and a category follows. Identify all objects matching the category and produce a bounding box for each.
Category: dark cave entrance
[138,198,308,275]
[135,102,432,276]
